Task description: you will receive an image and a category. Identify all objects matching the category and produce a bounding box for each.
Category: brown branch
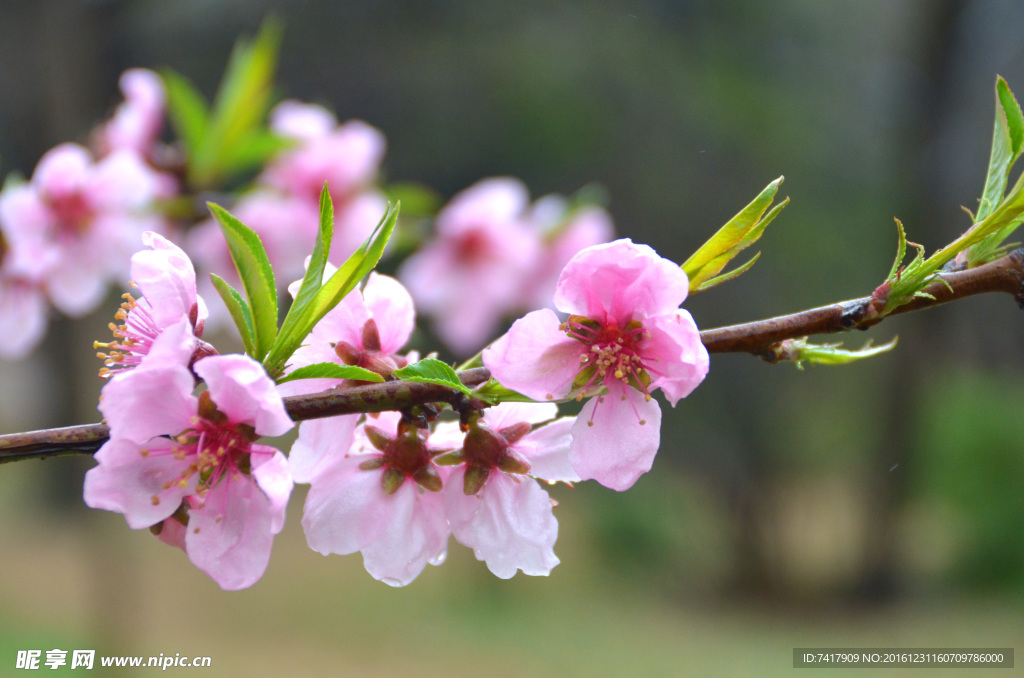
[3,250,1023,464]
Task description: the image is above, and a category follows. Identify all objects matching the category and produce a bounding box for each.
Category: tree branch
[3,250,1023,464]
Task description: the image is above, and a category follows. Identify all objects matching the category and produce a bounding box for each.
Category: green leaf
[207,202,278,360]
[210,273,256,357]
[262,200,398,378]
[694,252,761,292]
[188,19,283,187]
[383,182,441,217]
[682,177,787,293]
[976,77,1024,223]
[161,70,209,153]
[308,202,398,324]
[393,358,481,400]
[277,362,384,385]
[472,379,535,403]
[886,218,908,282]
[776,337,899,370]
[263,184,335,377]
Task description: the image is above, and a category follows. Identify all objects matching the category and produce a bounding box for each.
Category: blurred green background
[2,0,1024,675]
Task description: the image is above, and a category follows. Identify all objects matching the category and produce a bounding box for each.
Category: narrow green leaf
[277,362,384,385]
[682,177,786,292]
[221,130,293,177]
[976,77,1024,223]
[189,19,283,187]
[999,76,1024,156]
[694,252,761,292]
[778,337,898,370]
[161,70,209,153]
[263,184,336,377]
[393,358,480,399]
[307,202,398,325]
[208,202,278,360]
[210,273,256,357]
[473,379,535,403]
[887,218,908,282]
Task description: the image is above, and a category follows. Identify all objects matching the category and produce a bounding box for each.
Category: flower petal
[362,272,415,354]
[289,414,360,484]
[194,354,293,437]
[186,475,275,590]
[445,468,559,578]
[482,309,583,401]
[569,384,662,491]
[554,239,689,326]
[516,417,580,483]
[642,310,710,406]
[359,481,449,587]
[84,437,194,529]
[251,447,293,534]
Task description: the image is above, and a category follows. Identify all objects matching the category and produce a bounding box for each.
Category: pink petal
[99,360,196,446]
[186,475,276,590]
[436,177,529,239]
[359,481,449,587]
[194,355,293,438]
[0,279,47,359]
[251,447,294,533]
[482,309,584,401]
[642,310,710,406]
[554,239,689,326]
[288,414,360,483]
[84,437,195,529]
[301,456,380,557]
[131,232,199,328]
[445,468,559,578]
[34,144,91,199]
[569,384,662,491]
[270,100,337,140]
[516,417,580,483]
[362,272,415,354]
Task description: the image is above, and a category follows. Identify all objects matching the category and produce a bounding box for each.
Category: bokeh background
[2,0,1024,675]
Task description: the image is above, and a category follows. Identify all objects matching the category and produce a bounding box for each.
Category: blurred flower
[292,411,455,587]
[83,322,293,590]
[95,69,166,159]
[483,239,709,491]
[0,143,175,318]
[95,231,210,378]
[524,195,615,311]
[261,100,388,264]
[399,177,540,354]
[442,402,577,578]
[0,233,48,359]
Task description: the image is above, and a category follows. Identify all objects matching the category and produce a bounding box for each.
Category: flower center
[48,191,94,235]
[360,421,442,494]
[147,391,262,507]
[561,316,653,399]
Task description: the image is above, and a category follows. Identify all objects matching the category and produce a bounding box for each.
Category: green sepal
[275,362,384,385]
[392,358,483,401]
[682,177,787,293]
[207,202,278,360]
[209,273,257,358]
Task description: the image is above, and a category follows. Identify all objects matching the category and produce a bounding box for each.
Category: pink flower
[399,177,541,354]
[524,195,615,310]
[292,411,455,586]
[0,234,48,359]
[83,322,294,590]
[260,100,389,265]
[279,270,415,395]
[443,402,577,578]
[95,231,210,377]
[483,239,709,491]
[0,143,175,316]
[95,69,166,158]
